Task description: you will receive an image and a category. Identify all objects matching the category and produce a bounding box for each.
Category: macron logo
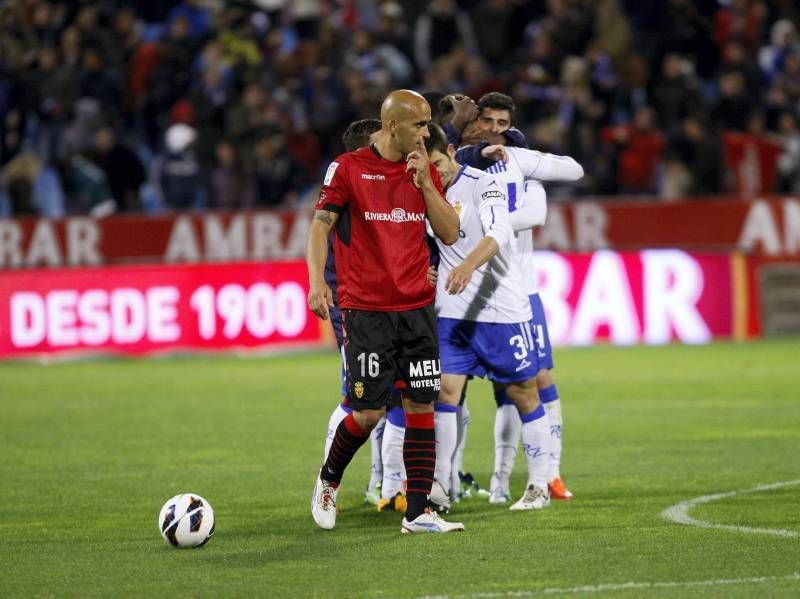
[361,173,386,181]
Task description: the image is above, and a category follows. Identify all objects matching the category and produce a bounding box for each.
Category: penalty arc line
[661,479,800,538]
[414,481,800,599]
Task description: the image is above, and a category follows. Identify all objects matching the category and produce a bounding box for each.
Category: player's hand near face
[406,138,431,188]
[308,281,334,320]
[481,144,508,162]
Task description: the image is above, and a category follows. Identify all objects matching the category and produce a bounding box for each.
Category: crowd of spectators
[2,0,800,217]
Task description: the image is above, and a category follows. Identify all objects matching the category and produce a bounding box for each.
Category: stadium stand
[2,0,800,217]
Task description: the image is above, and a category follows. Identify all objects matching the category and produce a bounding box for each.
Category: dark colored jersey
[316,145,447,311]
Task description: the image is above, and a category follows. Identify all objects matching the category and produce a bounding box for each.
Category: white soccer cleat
[401,508,465,533]
[488,488,511,504]
[428,479,452,513]
[509,484,551,511]
[311,472,339,529]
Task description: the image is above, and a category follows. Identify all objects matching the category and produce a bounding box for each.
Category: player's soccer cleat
[311,472,339,529]
[459,471,491,499]
[488,488,511,504]
[428,479,451,513]
[548,477,573,500]
[509,484,551,511]
[377,492,407,513]
[401,508,465,533]
[364,482,382,506]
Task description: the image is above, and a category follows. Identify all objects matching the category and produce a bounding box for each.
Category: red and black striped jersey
[315,144,446,311]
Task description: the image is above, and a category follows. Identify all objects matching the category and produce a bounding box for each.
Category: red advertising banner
[1,197,799,270]
[0,261,321,359]
[0,251,757,359]
[534,250,756,346]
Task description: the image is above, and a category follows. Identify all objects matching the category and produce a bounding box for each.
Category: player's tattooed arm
[314,210,337,228]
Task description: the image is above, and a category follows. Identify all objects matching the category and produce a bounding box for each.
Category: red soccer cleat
[548,477,574,500]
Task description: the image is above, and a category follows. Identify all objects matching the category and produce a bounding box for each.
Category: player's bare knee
[437,373,465,406]
[353,407,386,430]
[402,398,434,414]
[505,380,541,413]
[536,369,553,388]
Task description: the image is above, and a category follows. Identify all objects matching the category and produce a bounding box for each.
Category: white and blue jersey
[432,165,538,382]
[485,148,583,370]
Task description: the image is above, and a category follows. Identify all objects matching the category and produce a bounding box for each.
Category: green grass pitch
[1,339,799,597]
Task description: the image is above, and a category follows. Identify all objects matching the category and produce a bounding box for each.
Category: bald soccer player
[307,89,464,533]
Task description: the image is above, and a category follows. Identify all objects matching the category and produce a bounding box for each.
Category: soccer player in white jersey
[424,123,553,511]
[483,145,584,503]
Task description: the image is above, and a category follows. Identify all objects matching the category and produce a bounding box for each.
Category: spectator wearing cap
[152,123,205,210]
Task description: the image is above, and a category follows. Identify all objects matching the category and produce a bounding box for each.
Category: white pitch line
[416,572,800,598]
[662,479,800,538]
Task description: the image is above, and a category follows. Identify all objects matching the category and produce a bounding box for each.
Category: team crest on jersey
[324,161,339,185]
[452,201,463,216]
[354,381,364,399]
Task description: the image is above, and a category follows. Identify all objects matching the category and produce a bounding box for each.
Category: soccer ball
[158,493,215,548]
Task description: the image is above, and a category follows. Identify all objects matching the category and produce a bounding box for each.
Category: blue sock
[539,385,559,404]
[520,403,546,423]
[387,406,405,427]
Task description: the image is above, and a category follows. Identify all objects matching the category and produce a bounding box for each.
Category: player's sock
[321,412,371,485]
[381,408,406,499]
[540,385,562,480]
[323,400,352,460]
[433,403,458,496]
[519,403,551,492]
[453,399,470,495]
[368,415,386,491]
[490,389,520,493]
[404,411,436,521]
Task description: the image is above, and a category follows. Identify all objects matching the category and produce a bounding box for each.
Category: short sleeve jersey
[316,145,447,311]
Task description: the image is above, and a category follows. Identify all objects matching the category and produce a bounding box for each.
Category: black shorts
[341,305,441,410]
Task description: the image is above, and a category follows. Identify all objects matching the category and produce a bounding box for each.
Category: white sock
[452,400,470,494]
[380,419,406,499]
[491,403,520,493]
[543,399,563,481]
[519,405,551,493]
[323,402,350,460]
[433,405,458,495]
[367,416,386,491]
